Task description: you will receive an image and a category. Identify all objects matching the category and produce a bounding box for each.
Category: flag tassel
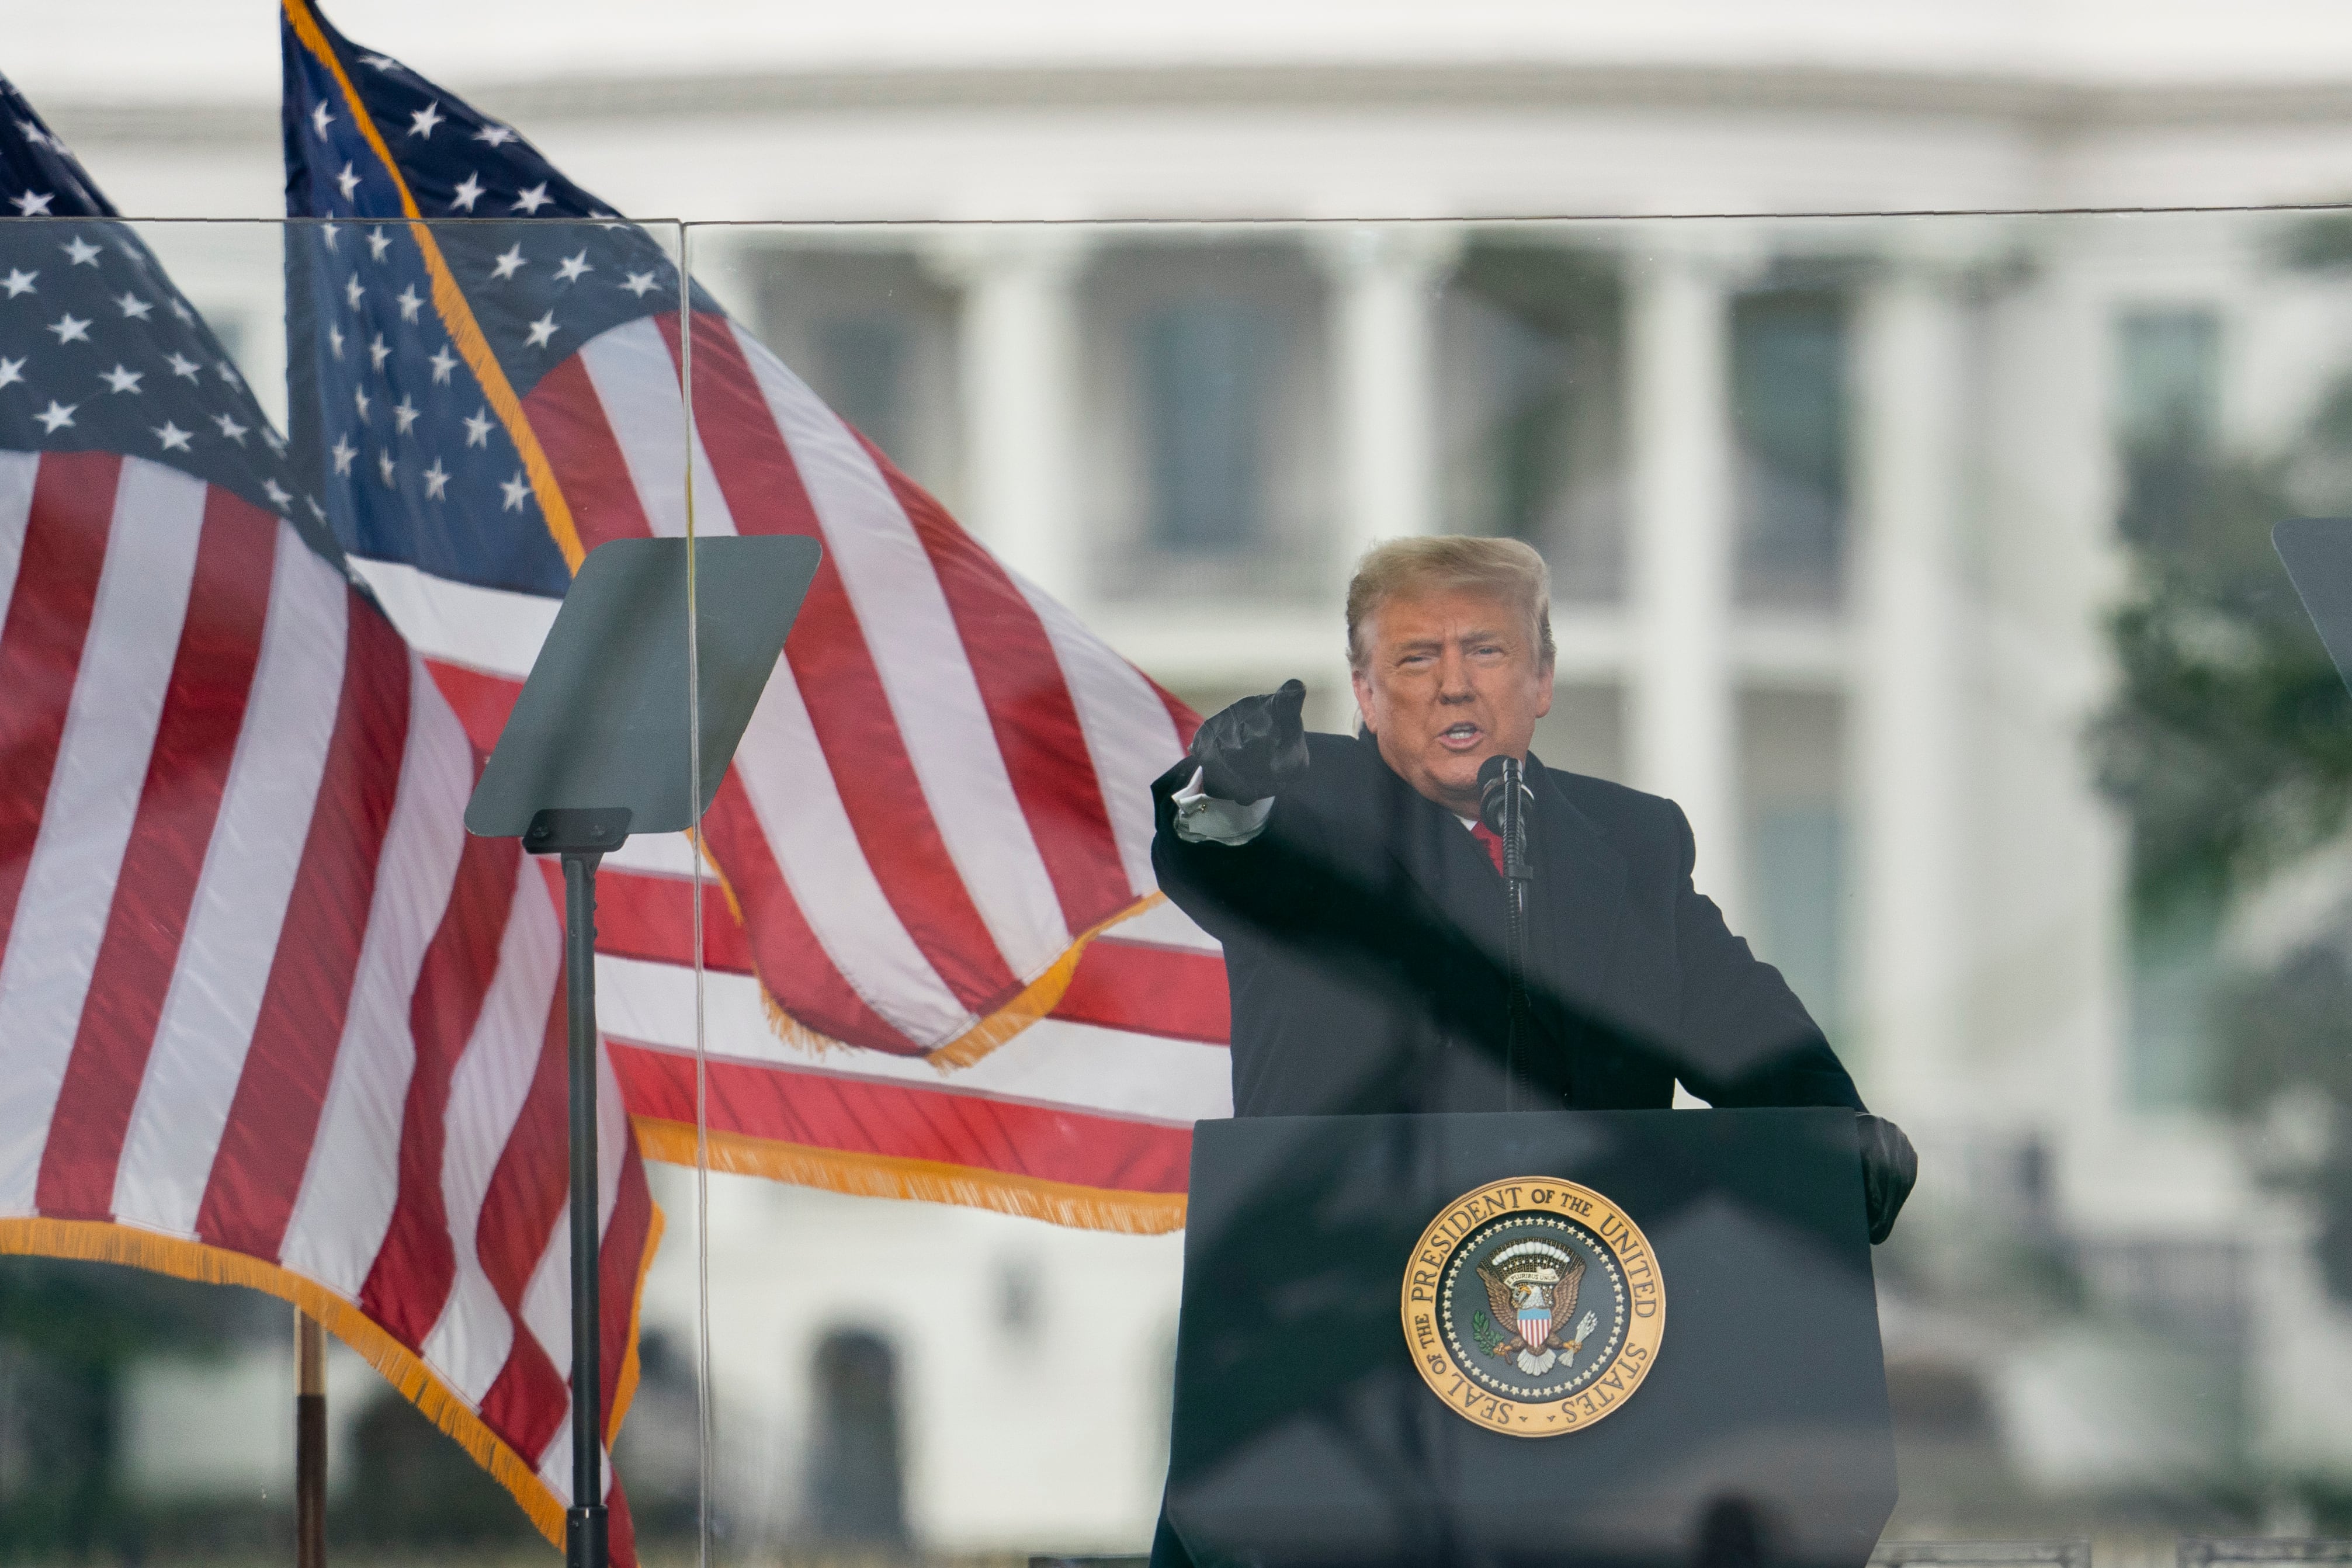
[630,1118,1187,1233]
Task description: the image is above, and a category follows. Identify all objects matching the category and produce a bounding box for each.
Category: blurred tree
[2089,220,2352,1295]
[2212,944,2352,1299]
[2090,455,2352,917]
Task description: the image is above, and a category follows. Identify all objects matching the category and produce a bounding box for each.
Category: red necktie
[1469,820,1506,877]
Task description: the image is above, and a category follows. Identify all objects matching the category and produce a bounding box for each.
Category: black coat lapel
[1355,739,1508,960]
[1333,738,1633,1103]
[1344,740,1622,1010]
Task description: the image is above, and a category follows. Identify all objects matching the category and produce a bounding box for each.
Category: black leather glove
[1858,1113,1917,1245]
[1189,679,1310,803]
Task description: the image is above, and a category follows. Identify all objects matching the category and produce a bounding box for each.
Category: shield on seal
[1515,1290,1552,1352]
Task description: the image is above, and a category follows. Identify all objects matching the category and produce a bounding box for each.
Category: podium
[1159,1108,1896,1568]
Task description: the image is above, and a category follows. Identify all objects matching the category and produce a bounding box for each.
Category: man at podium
[1152,535,1914,1243]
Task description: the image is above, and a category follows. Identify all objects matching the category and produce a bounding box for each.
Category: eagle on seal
[1476,1240,1600,1376]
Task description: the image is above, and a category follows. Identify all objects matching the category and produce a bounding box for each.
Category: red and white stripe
[0,450,655,1552]
[358,305,1236,1211]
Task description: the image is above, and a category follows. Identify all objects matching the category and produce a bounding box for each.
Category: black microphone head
[1477,754,1525,834]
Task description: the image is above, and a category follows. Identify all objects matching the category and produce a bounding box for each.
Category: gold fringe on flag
[650,868,1198,1231]
[0,1208,664,1552]
[922,894,1170,1070]
[733,889,1184,1072]
[631,1119,1187,1235]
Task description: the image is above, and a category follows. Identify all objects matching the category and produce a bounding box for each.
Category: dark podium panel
[1164,1109,1895,1568]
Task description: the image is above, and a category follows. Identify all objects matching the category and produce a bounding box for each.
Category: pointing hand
[1189,679,1310,803]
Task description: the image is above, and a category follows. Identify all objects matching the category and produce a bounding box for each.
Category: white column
[941,228,1086,606]
[1626,243,1743,927]
[1851,261,1969,1119]
[1979,251,2131,1155]
[1325,226,1453,591]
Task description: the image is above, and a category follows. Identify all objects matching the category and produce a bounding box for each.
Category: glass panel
[677,206,2352,1563]
[0,211,703,1557]
[12,192,2352,1561]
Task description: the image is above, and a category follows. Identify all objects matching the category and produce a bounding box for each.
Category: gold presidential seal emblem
[1401,1177,1664,1436]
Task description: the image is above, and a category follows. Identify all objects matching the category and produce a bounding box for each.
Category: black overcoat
[1150,731,1865,1117]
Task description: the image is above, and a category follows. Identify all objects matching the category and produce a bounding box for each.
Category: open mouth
[1438,721,1483,751]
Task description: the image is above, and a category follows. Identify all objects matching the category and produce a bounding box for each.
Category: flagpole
[296,1307,326,1568]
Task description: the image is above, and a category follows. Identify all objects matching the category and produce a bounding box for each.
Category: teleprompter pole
[562,848,607,1568]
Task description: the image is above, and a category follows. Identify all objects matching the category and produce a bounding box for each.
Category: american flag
[280,0,1233,1229]
[0,75,659,1562]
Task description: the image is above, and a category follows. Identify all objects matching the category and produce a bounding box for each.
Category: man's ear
[1534,659,1556,721]
[1350,664,1375,735]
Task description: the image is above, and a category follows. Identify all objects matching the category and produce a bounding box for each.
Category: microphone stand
[1482,757,1535,1112]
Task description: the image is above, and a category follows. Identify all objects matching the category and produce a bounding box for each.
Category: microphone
[1477,755,1533,841]
[1476,754,1535,1111]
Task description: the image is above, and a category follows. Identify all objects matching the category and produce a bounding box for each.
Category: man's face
[1351,585,1554,817]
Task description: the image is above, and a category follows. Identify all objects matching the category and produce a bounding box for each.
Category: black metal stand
[563,848,605,1568]
[530,809,632,1568]
[1483,757,1535,1112]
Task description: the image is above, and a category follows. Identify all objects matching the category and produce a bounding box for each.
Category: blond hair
[1345,536,1555,672]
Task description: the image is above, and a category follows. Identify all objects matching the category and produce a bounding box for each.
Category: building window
[2115,307,2221,454]
[2113,306,2221,547]
[751,248,958,490]
[1530,682,1628,785]
[1139,299,1269,553]
[1742,691,1847,1033]
[1083,242,1326,599]
[206,311,248,370]
[2126,896,2223,1110]
[1750,801,1846,1030]
[1732,289,1850,608]
[2112,305,2225,1109]
[803,1328,908,1546]
[813,313,911,466]
[1438,243,1626,601]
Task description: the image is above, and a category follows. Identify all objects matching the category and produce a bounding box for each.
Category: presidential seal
[1400,1177,1664,1437]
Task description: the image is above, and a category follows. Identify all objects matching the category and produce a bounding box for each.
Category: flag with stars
[282,0,1230,1233]
[0,74,659,1562]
